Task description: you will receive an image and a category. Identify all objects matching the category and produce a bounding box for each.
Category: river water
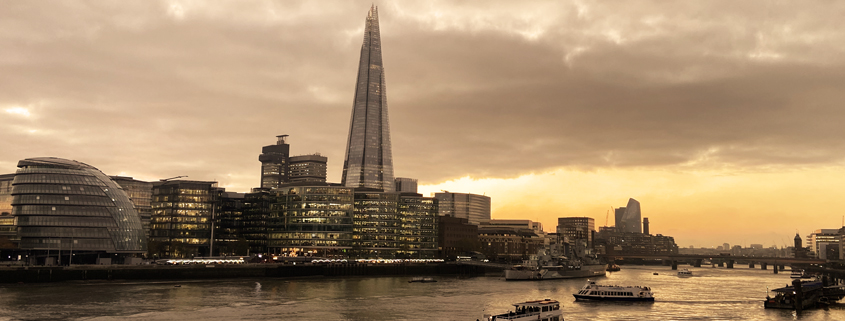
[0,265,843,320]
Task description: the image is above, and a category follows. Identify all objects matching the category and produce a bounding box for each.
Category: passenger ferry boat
[482,299,562,321]
[573,280,655,302]
[677,268,693,277]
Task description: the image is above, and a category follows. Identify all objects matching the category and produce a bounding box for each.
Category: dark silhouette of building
[619,198,642,233]
[341,6,395,191]
[260,135,328,189]
[259,135,290,189]
[438,215,478,260]
[213,191,246,256]
[643,217,650,235]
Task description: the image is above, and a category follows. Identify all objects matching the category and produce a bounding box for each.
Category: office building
[434,192,491,225]
[438,215,478,259]
[213,191,246,256]
[110,176,153,238]
[618,198,642,233]
[149,180,217,258]
[352,189,401,257]
[341,6,395,191]
[557,217,595,248]
[808,229,840,259]
[395,177,418,193]
[9,157,147,264]
[259,135,290,189]
[268,185,354,258]
[397,193,438,259]
[0,174,14,248]
[289,154,328,183]
[260,135,328,188]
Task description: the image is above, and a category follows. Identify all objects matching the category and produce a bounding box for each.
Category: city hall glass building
[341,6,395,191]
[10,157,146,263]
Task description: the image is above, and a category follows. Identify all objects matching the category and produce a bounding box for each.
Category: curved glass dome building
[11,157,147,262]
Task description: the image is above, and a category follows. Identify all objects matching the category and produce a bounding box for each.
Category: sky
[2,1,845,248]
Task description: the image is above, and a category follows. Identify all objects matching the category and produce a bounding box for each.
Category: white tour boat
[677,268,693,277]
[573,280,655,302]
[482,299,563,321]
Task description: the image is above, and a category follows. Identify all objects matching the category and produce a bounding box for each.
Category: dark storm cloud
[1,1,843,190]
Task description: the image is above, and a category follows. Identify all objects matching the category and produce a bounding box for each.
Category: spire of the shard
[341,5,395,191]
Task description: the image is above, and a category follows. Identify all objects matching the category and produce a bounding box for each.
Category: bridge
[599,254,825,273]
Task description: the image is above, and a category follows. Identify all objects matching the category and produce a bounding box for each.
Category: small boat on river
[606,264,621,272]
[573,280,654,302]
[408,277,436,283]
[482,299,562,321]
[677,269,693,277]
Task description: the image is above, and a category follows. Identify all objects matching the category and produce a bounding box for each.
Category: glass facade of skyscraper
[342,6,395,191]
[149,180,216,258]
[434,192,491,226]
[268,186,354,258]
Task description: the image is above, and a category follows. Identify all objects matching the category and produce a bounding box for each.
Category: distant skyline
[3,1,845,247]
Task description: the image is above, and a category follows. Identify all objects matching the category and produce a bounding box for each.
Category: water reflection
[0,266,843,320]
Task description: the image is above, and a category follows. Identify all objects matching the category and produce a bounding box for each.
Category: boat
[505,247,606,281]
[653,272,659,275]
[765,280,824,310]
[408,277,437,283]
[677,269,692,277]
[482,299,562,321]
[573,280,654,302]
[606,264,621,272]
[790,269,803,279]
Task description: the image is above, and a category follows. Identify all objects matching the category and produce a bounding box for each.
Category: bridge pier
[761,262,767,270]
[779,265,784,271]
[727,260,734,269]
[749,262,755,268]
[671,261,678,270]
[718,261,724,267]
[693,259,702,267]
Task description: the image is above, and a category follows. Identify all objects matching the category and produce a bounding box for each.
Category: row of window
[16,216,117,228]
[13,205,114,217]
[12,184,108,196]
[19,238,115,251]
[13,195,114,207]
[18,226,111,238]
[14,174,105,186]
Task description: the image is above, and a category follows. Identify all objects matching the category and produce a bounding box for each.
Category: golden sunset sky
[2,1,844,247]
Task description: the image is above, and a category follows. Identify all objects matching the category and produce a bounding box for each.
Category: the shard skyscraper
[341,6,395,191]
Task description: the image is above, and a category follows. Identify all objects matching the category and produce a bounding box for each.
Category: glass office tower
[342,6,395,191]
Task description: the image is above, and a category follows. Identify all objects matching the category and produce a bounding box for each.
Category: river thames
[0,265,843,320]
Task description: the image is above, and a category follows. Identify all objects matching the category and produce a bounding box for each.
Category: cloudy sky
[3,1,844,247]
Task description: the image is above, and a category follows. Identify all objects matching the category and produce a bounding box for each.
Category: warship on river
[505,242,606,281]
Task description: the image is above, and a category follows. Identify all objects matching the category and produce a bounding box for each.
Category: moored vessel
[505,247,606,281]
[408,277,436,283]
[482,299,562,321]
[573,280,654,302]
[677,268,692,277]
